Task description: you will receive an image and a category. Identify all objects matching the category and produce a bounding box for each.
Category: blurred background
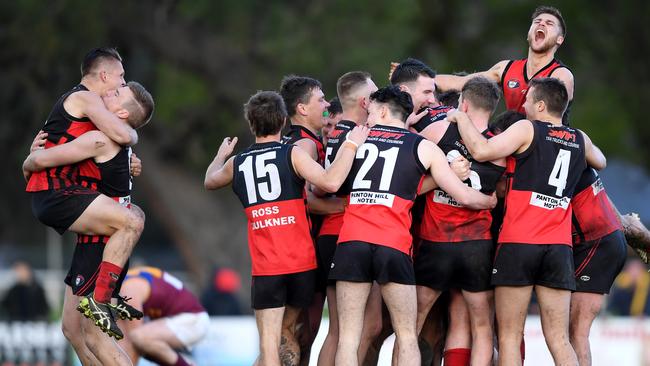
[1,0,649,365]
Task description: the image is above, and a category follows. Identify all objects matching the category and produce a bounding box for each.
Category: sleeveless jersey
[281,124,325,165]
[419,125,505,242]
[337,125,427,255]
[126,267,205,319]
[499,121,586,245]
[26,85,98,192]
[571,168,621,243]
[411,105,454,133]
[501,58,566,115]
[318,120,356,237]
[77,147,133,244]
[232,142,316,275]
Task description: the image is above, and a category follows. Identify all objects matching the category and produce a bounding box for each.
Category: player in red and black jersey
[414,77,506,365]
[204,90,368,366]
[23,48,154,340]
[448,78,605,365]
[569,168,626,365]
[315,71,381,366]
[24,82,154,365]
[330,86,496,366]
[436,6,574,125]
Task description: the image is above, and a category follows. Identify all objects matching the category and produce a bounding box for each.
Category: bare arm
[70,91,138,145]
[580,130,606,170]
[294,126,369,192]
[551,67,575,101]
[295,138,318,161]
[448,110,533,162]
[306,191,346,214]
[23,131,109,172]
[435,60,509,92]
[420,140,496,210]
[204,137,237,190]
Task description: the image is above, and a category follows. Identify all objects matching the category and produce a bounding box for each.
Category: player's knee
[125,208,145,234]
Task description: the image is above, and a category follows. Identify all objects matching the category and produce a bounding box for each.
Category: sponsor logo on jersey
[368,130,405,140]
[591,178,604,196]
[507,80,520,89]
[580,275,591,282]
[433,190,462,207]
[530,192,570,210]
[349,191,395,207]
[548,129,577,142]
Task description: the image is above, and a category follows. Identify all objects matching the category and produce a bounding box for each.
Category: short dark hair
[461,76,501,113]
[390,58,436,86]
[528,78,568,118]
[125,81,154,129]
[532,6,566,37]
[244,91,287,137]
[436,90,460,108]
[279,75,322,117]
[337,71,372,106]
[327,97,342,116]
[369,86,414,122]
[489,110,526,134]
[81,47,123,77]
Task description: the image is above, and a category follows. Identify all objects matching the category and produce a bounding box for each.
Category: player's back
[571,168,621,243]
[499,121,586,245]
[338,124,426,255]
[232,142,316,276]
[26,85,98,192]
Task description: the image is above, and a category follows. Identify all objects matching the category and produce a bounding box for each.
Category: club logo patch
[492,268,498,274]
[75,275,85,287]
[507,80,520,89]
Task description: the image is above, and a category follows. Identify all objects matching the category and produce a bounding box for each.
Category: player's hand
[406,109,429,129]
[488,192,498,209]
[217,137,238,160]
[388,62,400,81]
[130,153,142,177]
[23,168,32,182]
[446,109,466,124]
[347,125,370,147]
[450,155,471,181]
[30,130,48,152]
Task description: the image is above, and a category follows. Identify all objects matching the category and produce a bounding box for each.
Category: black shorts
[251,270,316,310]
[574,230,627,294]
[31,187,100,234]
[64,242,129,297]
[491,243,575,291]
[415,239,494,292]
[328,241,415,285]
[315,235,338,292]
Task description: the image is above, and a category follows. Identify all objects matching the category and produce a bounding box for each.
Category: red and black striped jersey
[571,168,621,244]
[232,142,316,275]
[501,58,567,115]
[337,125,426,256]
[419,125,505,242]
[499,121,586,246]
[77,147,133,245]
[411,105,454,133]
[281,124,325,165]
[26,85,98,192]
[318,119,356,237]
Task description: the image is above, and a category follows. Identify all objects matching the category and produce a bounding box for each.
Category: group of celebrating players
[21,4,650,366]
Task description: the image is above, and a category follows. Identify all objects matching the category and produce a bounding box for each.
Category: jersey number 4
[352,145,399,190]
[548,149,571,196]
[239,152,281,204]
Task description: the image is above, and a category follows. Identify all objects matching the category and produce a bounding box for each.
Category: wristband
[344,137,359,149]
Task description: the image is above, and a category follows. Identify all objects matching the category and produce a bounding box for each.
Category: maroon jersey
[126,267,205,319]
[419,125,505,242]
[232,142,316,276]
[338,125,426,255]
[77,147,133,245]
[501,58,566,114]
[26,85,98,192]
[281,124,325,165]
[571,168,621,243]
[499,121,586,246]
[411,105,454,133]
[319,120,356,237]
